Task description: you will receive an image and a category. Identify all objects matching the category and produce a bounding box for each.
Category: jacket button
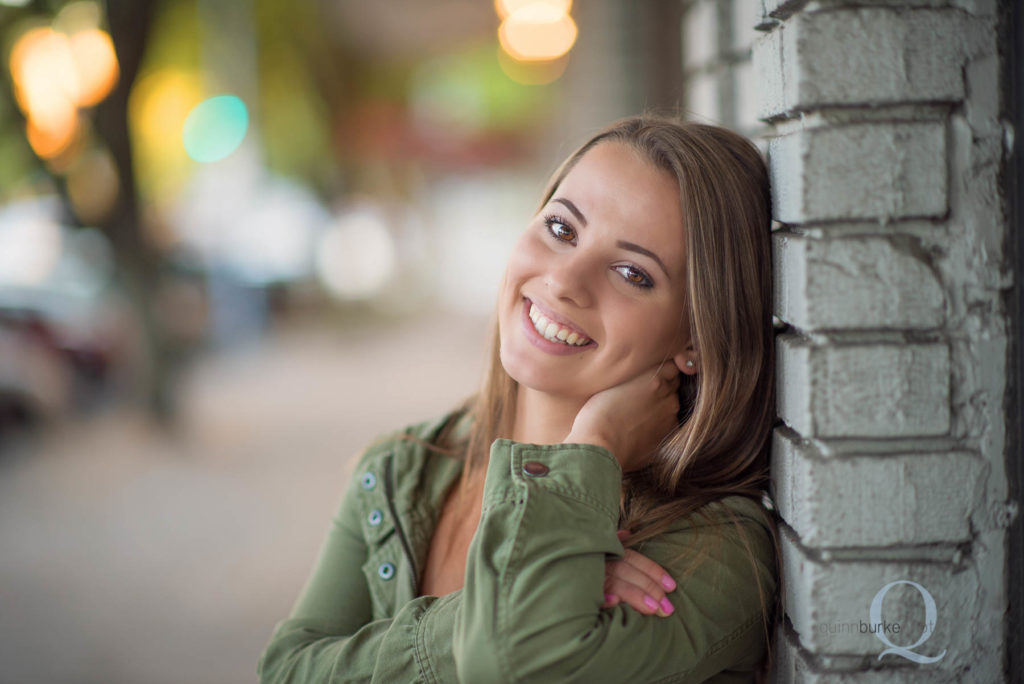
[361,472,377,490]
[378,562,395,580]
[368,509,383,526]
[522,461,549,477]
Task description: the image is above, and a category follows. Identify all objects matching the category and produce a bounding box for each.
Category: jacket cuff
[483,439,623,524]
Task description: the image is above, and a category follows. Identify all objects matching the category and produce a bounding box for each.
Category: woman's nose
[544,252,594,308]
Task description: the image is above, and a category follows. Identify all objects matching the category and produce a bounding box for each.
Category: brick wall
[684,0,1016,680]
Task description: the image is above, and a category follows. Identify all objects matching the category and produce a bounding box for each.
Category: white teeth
[527,303,591,346]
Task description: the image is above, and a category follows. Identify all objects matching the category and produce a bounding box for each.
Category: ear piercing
[685,360,695,368]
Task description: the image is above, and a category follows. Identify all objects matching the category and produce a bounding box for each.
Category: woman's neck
[511,386,585,445]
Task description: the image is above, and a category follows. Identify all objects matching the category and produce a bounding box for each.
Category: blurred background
[0,0,693,682]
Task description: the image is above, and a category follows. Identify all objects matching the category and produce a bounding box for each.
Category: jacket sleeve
[260,439,776,683]
[453,439,776,684]
[257,449,460,684]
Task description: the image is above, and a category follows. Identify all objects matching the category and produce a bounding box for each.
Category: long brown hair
[439,115,780,678]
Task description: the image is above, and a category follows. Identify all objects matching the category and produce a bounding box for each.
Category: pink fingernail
[604,593,617,604]
[661,574,676,591]
[643,595,659,612]
[660,597,675,615]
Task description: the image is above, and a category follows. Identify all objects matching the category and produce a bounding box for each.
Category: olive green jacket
[258,414,778,683]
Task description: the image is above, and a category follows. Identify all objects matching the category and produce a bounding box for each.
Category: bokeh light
[182,95,249,163]
[494,0,571,20]
[498,2,578,62]
[316,206,396,301]
[68,29,119,107]
[0,200,64,287]
[129,69,203,200]
[8,16,119,161]
[9,27,80,159]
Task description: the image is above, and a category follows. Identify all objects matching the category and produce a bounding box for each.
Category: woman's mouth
[527,301,593,346]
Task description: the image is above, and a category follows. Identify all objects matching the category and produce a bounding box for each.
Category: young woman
[259,116,780,683]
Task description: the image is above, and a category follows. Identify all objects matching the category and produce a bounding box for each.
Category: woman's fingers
[607,554,672,600]
[601,592,621,608]
[604,551,677,617]
[622,549,677,592]
[604,566,676,616]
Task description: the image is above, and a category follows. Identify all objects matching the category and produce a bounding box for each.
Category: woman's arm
[454,439,775,684]
[260,440,774,683]
[257,448,460,684]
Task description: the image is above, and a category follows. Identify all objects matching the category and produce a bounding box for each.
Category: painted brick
[773,631,966,683]
[732,0,762,53]
[760,0,804,22]
[772,430,982,547]
[768,123,947,223]
[753,8,966,119]
[686,72,720,123]
[753,27,786,120]
[773,234,946,330]
[780,529,977,662]
[777,336,950,438]
[734,59,760,133]
[683,0,718,70]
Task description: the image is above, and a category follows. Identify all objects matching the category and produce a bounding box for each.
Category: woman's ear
[673,347,699,376]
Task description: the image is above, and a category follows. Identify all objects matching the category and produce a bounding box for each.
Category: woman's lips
[520,298,596,355]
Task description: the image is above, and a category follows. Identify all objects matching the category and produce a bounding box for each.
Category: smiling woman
[258,115,779,683]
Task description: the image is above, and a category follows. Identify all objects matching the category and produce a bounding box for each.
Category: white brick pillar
[748,0,1017,681]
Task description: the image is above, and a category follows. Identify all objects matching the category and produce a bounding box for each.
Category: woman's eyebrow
[552,197,587,226]
[552,196,670,279]
[617,240,669,278]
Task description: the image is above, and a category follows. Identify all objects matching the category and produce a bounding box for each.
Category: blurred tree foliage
[1,0,553,419]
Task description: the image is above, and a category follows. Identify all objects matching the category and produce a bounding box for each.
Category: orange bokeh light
[498,3,578,62]
[26,117,78,160]
[8,23,119,159]
[70,29,119,106]
[494,0,571,20]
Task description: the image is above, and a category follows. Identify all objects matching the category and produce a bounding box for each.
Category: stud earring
[685,360,695,368]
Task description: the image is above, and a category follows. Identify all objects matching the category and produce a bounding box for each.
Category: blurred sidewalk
[0,312,488,684]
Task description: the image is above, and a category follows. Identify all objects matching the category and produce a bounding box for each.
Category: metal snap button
[361,472,377,490]
[368,509,383,526]
[522,461,549,477]
[378,562,395,580]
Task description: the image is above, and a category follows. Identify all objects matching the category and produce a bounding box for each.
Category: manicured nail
[604,593,617,604]
[643,595,659,612]
[661,574,676,591]
[660,597,675,615]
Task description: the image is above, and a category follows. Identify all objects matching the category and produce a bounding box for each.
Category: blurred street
[0,312,488,684]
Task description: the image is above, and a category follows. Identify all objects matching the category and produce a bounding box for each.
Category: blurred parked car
[0,197,133,430]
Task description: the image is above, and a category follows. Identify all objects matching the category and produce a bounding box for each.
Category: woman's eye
[614,265,654,289]
[544,216,576,244]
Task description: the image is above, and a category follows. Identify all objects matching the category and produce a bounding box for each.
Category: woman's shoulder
[351,410,465,462]
[344,410,468,500]
[641,493,778,593]
[638,495,778,676]
[683,493,776,535]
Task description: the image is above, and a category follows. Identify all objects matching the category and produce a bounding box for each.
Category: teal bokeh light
[183,95,249,163]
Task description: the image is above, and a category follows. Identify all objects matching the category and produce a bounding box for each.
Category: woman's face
[498,141,692,400]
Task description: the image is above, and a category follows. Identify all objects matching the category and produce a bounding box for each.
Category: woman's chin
[500,358,592,400]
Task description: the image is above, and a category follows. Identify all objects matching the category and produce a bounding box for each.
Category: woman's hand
[564,361,681,472]
[603,531,677,617]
